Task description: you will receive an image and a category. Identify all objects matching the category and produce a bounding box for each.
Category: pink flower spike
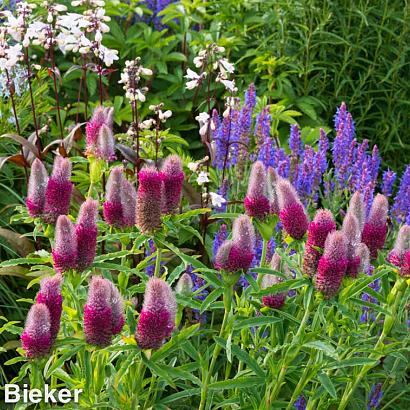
[95,124,116,162]
[400,249,410,277]
[36,274,63,343]
[26,158,48,217]
[244,161,270,219]
[76,198,99,271]
[161,154,185,214]
[103,167,124,227]
[21,304,52,358]
[52,215,78,273]
[84,276,113,347]
[356,243,370,274]
[43,156,73,223]
[387,225,410,266]
[214,240,254,272]
[121,178,137,227]
[347,191,366,232]
[86,106,114,150]
[232,214,255,254]
[136,278,177,349]
[342,212,361,277]
[315,231,348,298]
[261,253,286,309]
[277,178,309,239]
[267,167,279,215]
[136,166,164,233]
[362,194,388,258]
[303,209,336,276]
[109,281,125,335]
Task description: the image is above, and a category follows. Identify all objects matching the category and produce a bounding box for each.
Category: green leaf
[200,288,223,313]
[303,341,338,360]
[209,376,265,390]
[318,372,337,399]
[234,316,282,330]
[251,279,308,297]
[325,357,379,370]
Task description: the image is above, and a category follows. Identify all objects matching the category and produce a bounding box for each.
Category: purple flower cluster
[367,383,383,409]
[392,165,410,224]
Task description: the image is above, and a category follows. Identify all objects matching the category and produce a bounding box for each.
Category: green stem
[257,239,268,287]
[199,285,233,410]
[338,279,406,410]
[154,247,162,277]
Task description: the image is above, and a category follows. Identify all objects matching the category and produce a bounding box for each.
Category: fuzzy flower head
[76,198,98,271]
[315,231,348,298]
[136,278,177,349]
[277,178,309,239]
[26,158,48,217]
[94,123,116,162]
[347,191,366,232]
[244,161,270,219]
[356,243,370,274]
[303,209,336,276]
[261,253,287,309]
[267,166,279,214]
[387,225,410,266]
[362,194,388,258]
[103,167,124,227]
[36,274,63,342]
[232,214,255,254]
[175,273,193,296]
[52,215,78,273]
[43,156,73,223]
[84,277,124,347]
[136,166,164,233]
[161,155,184,214]
[342,212,362,277]
[121,178,137,227]
[86,106,114,149]
[21,304,52,358]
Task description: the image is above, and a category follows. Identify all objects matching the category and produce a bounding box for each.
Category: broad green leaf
[318,372,337,399]
[209,376,265,390]
[234,316,282,330]
[303,341,338,360]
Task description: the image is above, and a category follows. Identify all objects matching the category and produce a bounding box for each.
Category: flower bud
[315,231,348,298]
[244,161,270,219]
[136,166,164,233]
[277,178,309,239]
[347,191,366,232]
[103,167,124,227]
[356,243,370,274]
[121,178,137,227]
[342,212,361,277]
[76,199,98,271]
[175,273,193,296]
[26,158,48,217]
[43,156,73,223]
[52,215,78,273]
[21,304,52,358]
[161,155,184,214]
[136,278,177,349]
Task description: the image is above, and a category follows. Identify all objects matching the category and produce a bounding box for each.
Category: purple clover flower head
[86,106,114,154]
[84,276,124,346]
[277,178,309,239]
[121,178,137,227]
[261,253,286,309]
[103,167,125,227]
[26,158,48,217]
[303,209,336,276]
[36,274,63,343]
[244,161,270,219]
[381,169,396,197]
[347,191,366,232]
[76,198,98,271]
[315,231,348,298]
[213,224,228,261]
[21,303,52,358]
[136,278,177,349]
[356,243,370,274]
[294,395,307,410]
[267,167,279,214]
[362,194,388,258]
[94,124,116,162]
[387,224,410,266]
[160,154,184,214]
[342,212,361,277]
[367,383,383,410]
[43,156,73,223]
[392,165,410,223]
[136,166,164,233]
[52,215,78,273]
[232,215,255,254]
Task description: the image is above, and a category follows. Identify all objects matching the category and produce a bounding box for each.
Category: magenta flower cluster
[26,156,73,223]
[21,275,63,358]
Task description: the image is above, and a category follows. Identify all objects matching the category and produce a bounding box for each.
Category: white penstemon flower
[209,192,227,208]
[195,112,210,137]
[119,58,152,102]
[196,171,210,185]
[185,68,206,90]
[149,103,172,123]
[0,30,23,71]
